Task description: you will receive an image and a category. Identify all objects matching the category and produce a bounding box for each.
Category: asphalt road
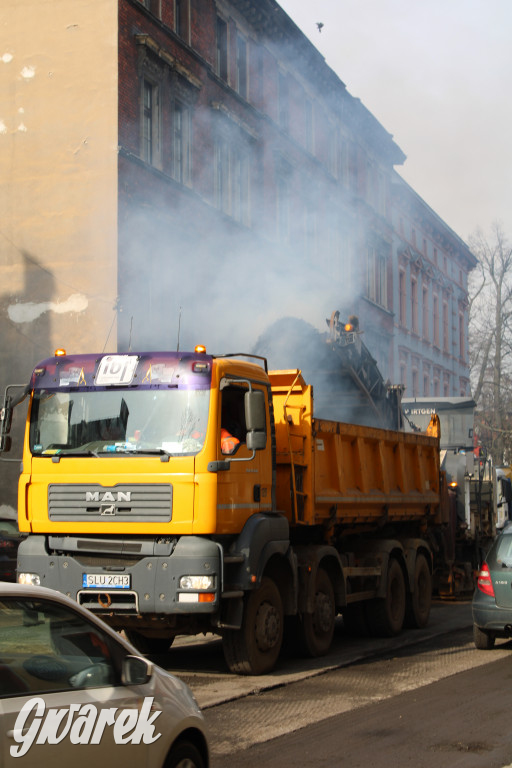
[212,645,512,768]
[154,601,512,767]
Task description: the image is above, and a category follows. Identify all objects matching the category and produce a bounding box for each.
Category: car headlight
[179,575,214,590]
[18,572,41,586]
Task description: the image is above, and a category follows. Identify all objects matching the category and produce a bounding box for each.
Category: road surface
[152,600,512,765]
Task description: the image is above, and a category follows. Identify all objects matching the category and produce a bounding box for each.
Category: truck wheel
[223,577,283,675]
[366,557,406,637]
[298,568,335,657]
[124,630,174,655]
[405,553,432,629]
[473,623,496,650]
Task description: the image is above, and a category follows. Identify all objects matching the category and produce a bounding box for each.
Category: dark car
[0,518,24,582]
[472,522,512,649]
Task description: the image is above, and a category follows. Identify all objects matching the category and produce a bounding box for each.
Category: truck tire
[222,577,283,675]
[298,567,335,657]
[124,630,175,655]
[366,557,406,637]
[473,623,496,650]
[405,553,432,629]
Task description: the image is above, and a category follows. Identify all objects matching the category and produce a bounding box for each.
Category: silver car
[0,582,209,767]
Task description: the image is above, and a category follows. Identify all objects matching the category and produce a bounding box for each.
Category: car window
[491,534,512,569]
[0,519,19,536]
[0,597,121,697]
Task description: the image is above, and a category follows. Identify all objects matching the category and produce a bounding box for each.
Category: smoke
[252,315,394,426]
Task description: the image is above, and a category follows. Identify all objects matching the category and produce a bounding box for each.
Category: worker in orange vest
[221,428,240,455]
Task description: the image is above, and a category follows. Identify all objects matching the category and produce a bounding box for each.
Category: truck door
[216,382,272,534]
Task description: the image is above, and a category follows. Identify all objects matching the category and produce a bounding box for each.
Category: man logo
[86,491,132,502]
[100,504,116,516]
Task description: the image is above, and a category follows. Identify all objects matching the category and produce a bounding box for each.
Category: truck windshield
[29,388,210,457]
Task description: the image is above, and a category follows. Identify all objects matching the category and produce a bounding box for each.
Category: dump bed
[269,370,445,529]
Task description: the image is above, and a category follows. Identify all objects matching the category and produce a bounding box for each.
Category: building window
[236,33,248,99]
[433,293,440,347]
[214,137,229,214]
[378,171,386,216]
[232,151,250,225]
[433,247,438,265]
[216,17,228,81]
[141,79,160,167]
[423,372,430,396]
[278,73,289,132]
[433,368,440,396]
[367,247,387,309]
[172,100,191,185]
[399,270,406,326]
[412,369,418,398]
[250,42,263,107]
[175,0,190,43]
[411,277,418,334]
[305,98,314,153]
[422,285,429,341]
[442,301,449,353]
[139,0,161,14]
[214,135,250,225]
[459,312,465,360]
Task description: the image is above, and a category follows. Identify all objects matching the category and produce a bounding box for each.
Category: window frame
[140,76,162,170]
[216,16,228,81]
[236,32,248,99]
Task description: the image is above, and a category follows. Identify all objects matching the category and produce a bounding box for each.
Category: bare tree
[469,223,512,464]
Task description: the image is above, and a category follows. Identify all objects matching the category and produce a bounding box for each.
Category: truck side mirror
[0,404,13,453]
[245,390,266,451]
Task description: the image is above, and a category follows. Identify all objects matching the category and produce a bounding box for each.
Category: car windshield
[29,388,210,457]
[492,534,512,569]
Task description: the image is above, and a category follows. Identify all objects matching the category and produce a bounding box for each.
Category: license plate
[83,573,131,589]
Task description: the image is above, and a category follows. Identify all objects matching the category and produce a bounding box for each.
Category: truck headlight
[18,572,41,586]
[179,575,214,590]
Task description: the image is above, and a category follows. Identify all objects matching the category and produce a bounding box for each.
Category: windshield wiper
[49,449,101,462]
[130,448,172,461]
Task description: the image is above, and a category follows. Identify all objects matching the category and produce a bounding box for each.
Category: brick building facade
[0,0,476,509]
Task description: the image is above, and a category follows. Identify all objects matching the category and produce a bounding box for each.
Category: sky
[278,0,512,246]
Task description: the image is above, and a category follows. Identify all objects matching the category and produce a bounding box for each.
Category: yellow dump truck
[2,347,448,674]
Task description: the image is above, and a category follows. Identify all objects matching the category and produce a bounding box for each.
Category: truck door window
[220,386,247,454]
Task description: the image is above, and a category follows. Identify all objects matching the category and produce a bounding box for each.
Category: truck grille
[77,589,139,614]
[48,484,172,523]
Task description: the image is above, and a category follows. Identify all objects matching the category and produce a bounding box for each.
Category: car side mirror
[122,655,153,685]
